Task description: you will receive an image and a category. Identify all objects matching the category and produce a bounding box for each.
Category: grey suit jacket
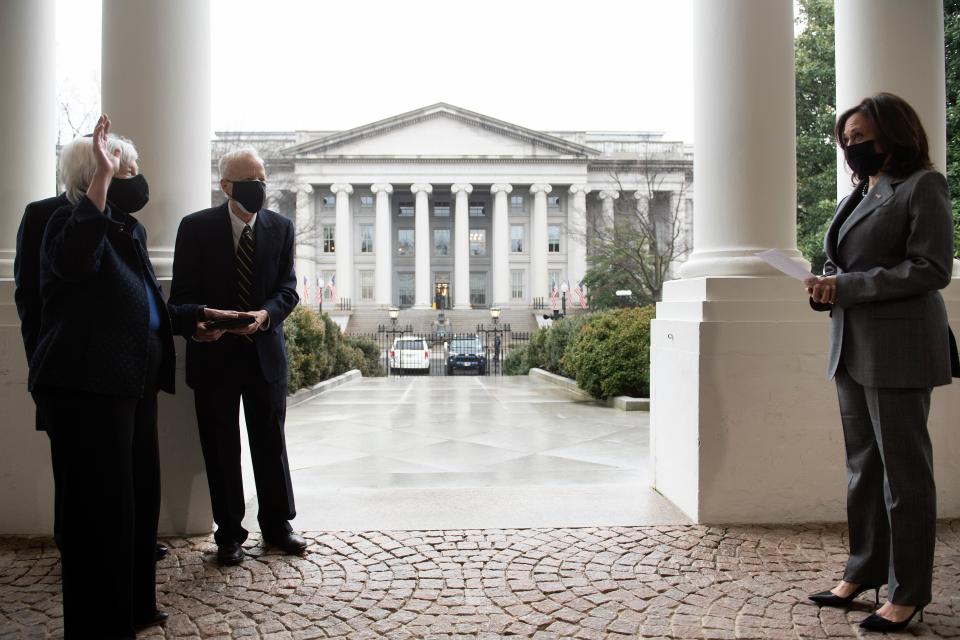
[814,169,956,388]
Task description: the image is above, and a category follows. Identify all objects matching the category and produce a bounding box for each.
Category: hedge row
[283,306,384,392]
[505,306,655,400]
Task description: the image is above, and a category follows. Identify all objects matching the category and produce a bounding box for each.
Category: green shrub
[541,315,589,377]
[344,335,386,377]
[526,326,548,371]
[283,306,330,391]
[561,306,655,399]
[503,344,531,375]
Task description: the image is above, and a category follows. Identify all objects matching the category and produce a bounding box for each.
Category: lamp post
[317,275,324,314]
[560,282,568,317]
[379,307,411,375]
[490,306,501,327]
[388,306,399,327]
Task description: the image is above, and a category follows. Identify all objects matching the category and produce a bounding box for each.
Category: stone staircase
[343,307,544,335]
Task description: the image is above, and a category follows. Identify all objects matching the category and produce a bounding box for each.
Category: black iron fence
[346,325,532,377]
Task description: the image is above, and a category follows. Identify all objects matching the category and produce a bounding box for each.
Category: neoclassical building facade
[211,104,694,309]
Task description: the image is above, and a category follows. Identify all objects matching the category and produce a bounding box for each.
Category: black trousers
[835,361,936,606]
[39,333,162,639]
[194,341,295,545]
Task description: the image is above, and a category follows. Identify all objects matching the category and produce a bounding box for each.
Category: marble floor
[241,376,687,531]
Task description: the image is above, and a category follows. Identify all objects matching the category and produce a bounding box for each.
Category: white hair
[218,146,265,179]
[59,134,139,204]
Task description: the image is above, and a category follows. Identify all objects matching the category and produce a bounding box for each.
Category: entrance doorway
[434,272,450,310]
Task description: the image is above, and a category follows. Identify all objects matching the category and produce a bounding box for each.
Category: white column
[836,0,960,517]
[529,184,552,303]
[597,190,619,236]
[0,0,58,535]
[490,184,513,307]
[411,183,433,308]
[371,183,393,307]
[102,0,211,277]
[294,185,315,305]
[678,0,804,278]
[835,0,946,191]
[331,183,354,305]
[567,185,590,290]
[0,0,56,278]
[451,183,473,309]
[651,0,843,525]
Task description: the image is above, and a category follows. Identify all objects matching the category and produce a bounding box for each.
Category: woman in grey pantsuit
[806,92,957,632]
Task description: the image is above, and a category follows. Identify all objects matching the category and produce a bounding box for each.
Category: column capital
[411,183,433,195]
[370,183,393,195]
[568,184,591,196]
[330,183,354,195]
[598,190,620,201]
[490,183,513,195]
[529,183,553,195]
[451,183,473,195]
[297,183,314,195]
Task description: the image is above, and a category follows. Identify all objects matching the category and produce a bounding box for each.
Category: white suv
[389,336,430,372]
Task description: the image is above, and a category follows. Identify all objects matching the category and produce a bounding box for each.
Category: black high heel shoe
[808,584,881,608]
[859,607,923,632]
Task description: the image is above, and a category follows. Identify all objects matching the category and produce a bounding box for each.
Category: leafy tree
[946,0,960,250]
[795,0,837,274]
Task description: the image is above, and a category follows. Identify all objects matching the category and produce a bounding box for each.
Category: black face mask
[107,174,150,214]
[227,180,266,214]
[845,140,886,178]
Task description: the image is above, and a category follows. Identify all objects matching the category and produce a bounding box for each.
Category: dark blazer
[813,170,956,388]
[169,203,298,389]
[29,197,200,397]
[14,193,70,361]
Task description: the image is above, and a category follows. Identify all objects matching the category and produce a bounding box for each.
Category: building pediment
[281,103,599,159]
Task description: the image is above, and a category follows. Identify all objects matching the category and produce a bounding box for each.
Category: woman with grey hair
[30,115,232,638]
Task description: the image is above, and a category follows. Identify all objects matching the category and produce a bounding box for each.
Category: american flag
[550,282,559,309]
[329,274,337,302]
[302,276,309,304]
[574,280,587,309]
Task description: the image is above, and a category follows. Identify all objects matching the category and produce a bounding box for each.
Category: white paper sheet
[755,249,816,281]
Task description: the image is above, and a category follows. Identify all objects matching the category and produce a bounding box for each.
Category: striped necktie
[236,225,255,341]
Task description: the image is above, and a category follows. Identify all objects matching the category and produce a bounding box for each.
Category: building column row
[323,181,594,307]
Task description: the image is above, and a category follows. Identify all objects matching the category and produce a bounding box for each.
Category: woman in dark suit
[805,93,956,632]
[29,115,221,638]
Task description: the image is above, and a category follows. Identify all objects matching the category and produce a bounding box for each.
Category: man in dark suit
[14,192,70,550]
[169,148,303,565]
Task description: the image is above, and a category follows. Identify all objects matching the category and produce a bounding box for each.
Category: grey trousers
[835,362,936,606]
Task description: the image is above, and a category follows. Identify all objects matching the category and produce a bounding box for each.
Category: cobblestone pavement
[2,521,958,639]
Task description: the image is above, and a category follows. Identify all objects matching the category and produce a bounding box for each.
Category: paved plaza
[2,377,959,638]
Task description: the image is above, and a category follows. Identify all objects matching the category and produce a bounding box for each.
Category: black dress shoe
[860,607,923,632]
[264,532,308,554]
[808,584,881,608]
[155,543,169,561]
[134,610,168,630]
[217,542,244,566]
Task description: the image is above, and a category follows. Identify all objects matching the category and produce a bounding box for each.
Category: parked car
[445,335,487,375]
[389,336,430,373]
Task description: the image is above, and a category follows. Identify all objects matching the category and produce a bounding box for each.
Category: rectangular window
[510,195,524,211]
[321,271,335,300]
[469,201,485,217]
[360,270,374,301]
[433,201,450,217]
[511,269,525,301]
[510,225,524,253]
[323,225,335,253]
[321,195,336,208]
[547,195,562,212]
[433,229,450,256]
[360,195,374,208]
[398,273,415,307]
[469,229,487,256]
[548,224,561,253]
[470,272,487,306]
[360,223,374,254]
[399,201,414,217]
[398,229,414,256]
[549,269,562,293]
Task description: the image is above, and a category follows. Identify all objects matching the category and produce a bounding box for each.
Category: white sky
[58,0,695,142]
